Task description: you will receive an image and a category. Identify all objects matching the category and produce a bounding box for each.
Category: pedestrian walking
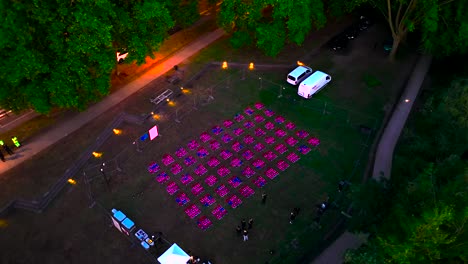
[243,229,249,241]
[236,225,242,235]
[338,180,349,192]
[241,219,246,229]
[0,150,5,162]
[261,193,267,204]
[289,212,296,224]
[2,144,14,155]
[293,207,301,216]
[248,218,254,229]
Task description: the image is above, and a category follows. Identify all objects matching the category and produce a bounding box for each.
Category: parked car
[358,15,373,31]
[383,40,393,53]
[326,35,349,52]
[286,66,313,85]
[343,25,360,40]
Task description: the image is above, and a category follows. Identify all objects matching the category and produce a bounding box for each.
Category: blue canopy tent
[157,243,190,264]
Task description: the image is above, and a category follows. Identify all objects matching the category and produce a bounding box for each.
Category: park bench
[150,89,174,105]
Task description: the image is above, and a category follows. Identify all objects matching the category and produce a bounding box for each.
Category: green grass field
[0,23,410,264]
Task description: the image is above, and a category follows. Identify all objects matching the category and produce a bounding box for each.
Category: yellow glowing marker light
[297,61,305,66]
[0,219,8,228]
[249,62,254,70]
[67,178,77,185]
[113,128,122,135]
[222,61,228,69]
[92,152,103,158]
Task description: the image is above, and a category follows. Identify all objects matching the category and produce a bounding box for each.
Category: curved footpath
[0,28,225,176]
[372,54,432,180]
[312,54,432,264]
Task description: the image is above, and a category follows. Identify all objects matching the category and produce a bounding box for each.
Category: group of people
[236,218,254,241]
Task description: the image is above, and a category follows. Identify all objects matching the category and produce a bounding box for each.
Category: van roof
[300,71,329,86]
[288,66,312,77]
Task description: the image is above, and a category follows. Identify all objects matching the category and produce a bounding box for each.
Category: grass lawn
[0,21,412,264]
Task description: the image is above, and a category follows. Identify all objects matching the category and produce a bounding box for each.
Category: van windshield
[287,76,296,81]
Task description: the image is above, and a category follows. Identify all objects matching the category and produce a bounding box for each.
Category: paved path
[312,55,432,264]
[372,55,432,180]
[312,232,367,264]
[0,28,225,175]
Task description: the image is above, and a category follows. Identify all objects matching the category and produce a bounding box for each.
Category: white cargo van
[287,66,313,85]
[297,71,331,99]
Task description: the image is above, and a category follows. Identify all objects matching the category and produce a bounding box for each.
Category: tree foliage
[0,0,174,113]
[347,0,468,60]
[218,0,327,56]
[346,76,468,263]
[163,0,200,28]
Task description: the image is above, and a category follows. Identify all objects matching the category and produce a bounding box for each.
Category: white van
[287,66,313,85]
[298,71,331,99]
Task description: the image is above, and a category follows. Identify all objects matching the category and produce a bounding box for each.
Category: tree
[347,0,468,60]
[377,205,467,263]
[347,164,468,263]
[0,0,174,113]
[110,0,174,65]
[163,0,200,29]
[347,74,468,263]
[218,0,327,56]
[347,179,394,233]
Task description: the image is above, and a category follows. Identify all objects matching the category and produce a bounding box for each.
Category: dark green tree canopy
[345,76,468,263]
[346,0,468,60]
[218,0,327,56]
[0,0,174,113]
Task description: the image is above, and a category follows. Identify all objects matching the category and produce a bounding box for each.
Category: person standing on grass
[248,218,254,229]
[261,193,267,204]
[293,207,301,216]
[236,225,242,235]
[243,229,249,241]
[289,211,296,224]
[241,219,246,229]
